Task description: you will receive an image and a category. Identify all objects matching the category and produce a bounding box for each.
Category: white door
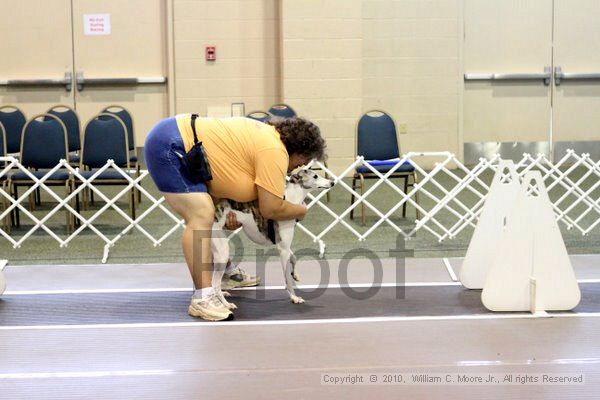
[552,0,600,161]
[72,0,169,148]
[0,0,75,117]
[463,0,553,163]
[0,0,169,152]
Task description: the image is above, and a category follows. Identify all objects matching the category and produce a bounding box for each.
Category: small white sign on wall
[84,14,111,36]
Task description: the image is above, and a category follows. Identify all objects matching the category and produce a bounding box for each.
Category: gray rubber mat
[1,284,599,326]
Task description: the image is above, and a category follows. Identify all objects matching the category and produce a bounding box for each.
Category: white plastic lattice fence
[0,156,183,262]
[1,150,599,262]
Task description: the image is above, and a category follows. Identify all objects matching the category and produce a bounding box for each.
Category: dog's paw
[222,291,231,297]
[290,295,305,304]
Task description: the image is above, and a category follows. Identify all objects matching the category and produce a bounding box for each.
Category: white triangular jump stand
[460,160,521,289]
[0,259,7,296]
[481,172,581,313]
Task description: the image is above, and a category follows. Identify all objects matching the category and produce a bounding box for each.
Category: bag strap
[190,113,200,145]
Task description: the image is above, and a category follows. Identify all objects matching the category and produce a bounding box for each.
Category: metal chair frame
[349,110,419,226]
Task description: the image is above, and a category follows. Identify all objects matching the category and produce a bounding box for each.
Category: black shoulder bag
[182,114,213,183]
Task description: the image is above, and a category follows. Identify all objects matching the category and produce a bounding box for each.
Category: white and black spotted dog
[211,169,334,309]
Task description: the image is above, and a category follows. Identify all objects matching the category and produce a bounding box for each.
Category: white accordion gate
[1,150,600,262]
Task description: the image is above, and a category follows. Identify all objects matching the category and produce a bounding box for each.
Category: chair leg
[129,184,137,220]
[1,185,4,232]
[359,174,366,226]
[136,163,142,204]
[28,191,34,212]
[1,182,9,234]
[403,176,408,218]
[83,166,89,210]
[65,182,71,233]
[73,181,81,228]
[88,164,94,207]
[130,187,136,221]
[3,205,9,234]
[350,176,357,220]
[413,172,420,220]
[83,187,88,211]
[8,182,15,228]
[7,182,13,229]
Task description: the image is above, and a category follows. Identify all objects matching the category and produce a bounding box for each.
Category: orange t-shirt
[175,114,289,202]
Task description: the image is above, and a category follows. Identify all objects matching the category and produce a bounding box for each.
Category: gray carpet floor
[1,283,599,325]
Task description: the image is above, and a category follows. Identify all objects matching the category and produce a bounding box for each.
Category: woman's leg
[143,117,231,320]
[163,192,214,290]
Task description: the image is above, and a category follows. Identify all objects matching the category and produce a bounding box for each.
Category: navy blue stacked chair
[0,106,27,155]
[350,110,418,225]
[101,105,137,166]
[246,111,272,123]
[100,105,141,203]
[37,106,82,207]
[268,103,296,119]
[0,122,11,232]
[46,105,81,165]
[74,113,135,222]
[10,114,72,229]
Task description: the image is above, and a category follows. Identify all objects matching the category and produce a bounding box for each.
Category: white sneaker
[188,292,233,321]
[221,266,261,290]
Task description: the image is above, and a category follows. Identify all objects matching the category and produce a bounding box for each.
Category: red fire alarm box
[205,46,216,61]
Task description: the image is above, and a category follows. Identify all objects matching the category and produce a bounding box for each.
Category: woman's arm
[257,186,307,221]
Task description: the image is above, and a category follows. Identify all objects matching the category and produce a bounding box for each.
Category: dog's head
[289,169,335,191]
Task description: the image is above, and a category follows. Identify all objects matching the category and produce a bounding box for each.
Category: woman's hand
[224,212,242,230]
[295,204,308,221]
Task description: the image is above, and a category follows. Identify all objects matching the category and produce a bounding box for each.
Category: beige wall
[281,0,363,172]
[0,0,75,117]
[6,1,600,172]
[0,0,168,149]
[2,0,463,172]
[362,0,460,156]
[280,0,460,172]
[173,0,281,115]
[173,0,461,172]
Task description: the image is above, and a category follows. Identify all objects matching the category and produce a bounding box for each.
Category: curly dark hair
[268,117,327,161]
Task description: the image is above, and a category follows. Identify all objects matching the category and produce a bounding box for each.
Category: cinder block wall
[173,0,461,173]
[173,0,281,115]
[281,0,461,172]
[281,0,363,172]
[361,0,460,157]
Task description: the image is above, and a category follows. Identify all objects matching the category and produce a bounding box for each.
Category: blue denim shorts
[144,117,208,193]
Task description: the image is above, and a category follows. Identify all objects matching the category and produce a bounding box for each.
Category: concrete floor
[1,256,599,399]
